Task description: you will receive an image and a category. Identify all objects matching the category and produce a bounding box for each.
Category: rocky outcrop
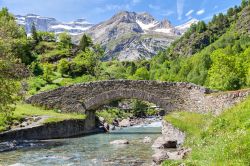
[119,118,131,127]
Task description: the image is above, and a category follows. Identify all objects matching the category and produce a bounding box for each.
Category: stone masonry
[26,80,250,116]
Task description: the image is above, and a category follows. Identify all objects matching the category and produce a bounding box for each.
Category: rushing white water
[131,121,162,128]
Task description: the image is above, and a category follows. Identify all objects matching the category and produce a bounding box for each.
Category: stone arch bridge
[27,80,250,130]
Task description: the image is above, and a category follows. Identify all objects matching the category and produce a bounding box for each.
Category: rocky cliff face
[15,14,93,36]
[82,11,182,61]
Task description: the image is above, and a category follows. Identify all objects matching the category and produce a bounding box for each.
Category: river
[0,122,161,166]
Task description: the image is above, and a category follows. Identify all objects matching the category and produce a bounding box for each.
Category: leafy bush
[96,108,131,124]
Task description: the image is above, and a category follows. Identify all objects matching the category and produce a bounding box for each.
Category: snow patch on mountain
[175,18,199,34]
[154,28,172,34]
[136,20,159,31]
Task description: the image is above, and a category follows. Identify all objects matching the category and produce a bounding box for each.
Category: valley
[0,0,249,165]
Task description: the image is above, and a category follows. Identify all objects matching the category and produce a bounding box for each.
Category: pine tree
[79,34,93,51]
[31,22,38,43]
[241,0,248,8]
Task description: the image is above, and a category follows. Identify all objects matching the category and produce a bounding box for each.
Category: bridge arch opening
[83,89,171,112]
[82,89,170,131]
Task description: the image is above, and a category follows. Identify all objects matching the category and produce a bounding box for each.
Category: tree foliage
[79,34,93,51]
[0,8,28,117]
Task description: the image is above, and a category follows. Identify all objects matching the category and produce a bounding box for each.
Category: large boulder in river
[119,119,131,127]
[151,136,177,149]
[110,139,129,145]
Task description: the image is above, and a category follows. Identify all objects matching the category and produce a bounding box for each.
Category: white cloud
[95,4,130,13]
[185,10,194,16]
[214,5,218,9]
[196,9,205,15]
[177,0,185,20]
[161,10,175,16]
[148,4,161,10]
[132,0,141,5]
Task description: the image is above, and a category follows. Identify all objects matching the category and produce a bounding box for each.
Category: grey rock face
[82,11,181,61]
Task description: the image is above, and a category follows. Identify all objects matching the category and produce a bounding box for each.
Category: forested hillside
[150,1,250,90]
[0,1,249,120]
[21,1,250,95]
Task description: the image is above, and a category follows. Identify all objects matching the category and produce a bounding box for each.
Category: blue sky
[0,0,242,25]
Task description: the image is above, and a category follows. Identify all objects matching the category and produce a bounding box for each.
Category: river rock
[119,119,131,127]
[143,136,152,143]
[161,121,185,145]
[0,141,17,152]
[110,139,129,145]
[167,148,192,160]
[152,150,169,164]
[151,136,177,149]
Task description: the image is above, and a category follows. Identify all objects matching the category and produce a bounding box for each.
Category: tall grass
[163,97,250,165]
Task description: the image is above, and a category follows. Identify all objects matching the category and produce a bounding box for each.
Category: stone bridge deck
[26,80,250,115]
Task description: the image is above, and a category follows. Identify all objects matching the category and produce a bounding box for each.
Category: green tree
[207,49,241,90]
[37,31,55,42]
[0,8,28,118]
[241,0,248,8]
[59,32,72,49]
[42,63,54,83]
[133,67,150,80]
[71,48,102,76]
[131,100,149,117]
[58,58,69,76]
[31,22,39,43]
[30,61,43,76]
[79,34,93,51]
[196,21,207,33]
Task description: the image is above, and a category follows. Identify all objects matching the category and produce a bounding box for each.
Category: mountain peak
[156,19,173,29]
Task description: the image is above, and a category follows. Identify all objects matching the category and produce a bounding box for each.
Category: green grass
[162,97,250,166]
[0,103,86,132]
